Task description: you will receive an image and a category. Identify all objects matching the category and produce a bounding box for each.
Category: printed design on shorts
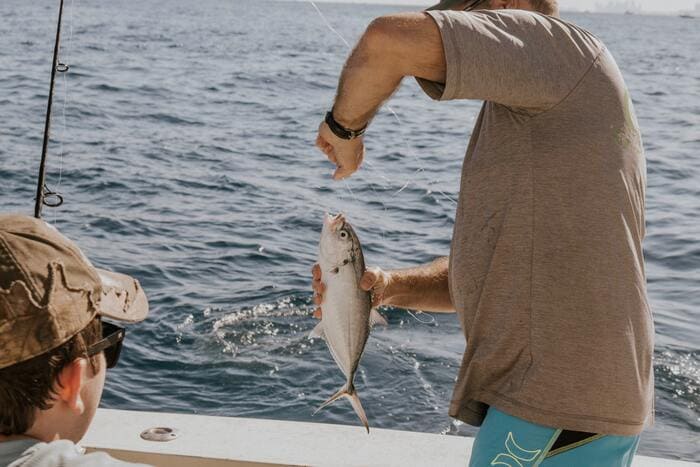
[490,432,542,467]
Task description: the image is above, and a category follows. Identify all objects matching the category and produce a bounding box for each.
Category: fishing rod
[34,0,68,218]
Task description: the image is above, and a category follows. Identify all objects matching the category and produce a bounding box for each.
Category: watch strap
[325,111,367,140]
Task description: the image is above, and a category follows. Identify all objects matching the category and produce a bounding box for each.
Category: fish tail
[313,382,370,433]
[347,385,370,434]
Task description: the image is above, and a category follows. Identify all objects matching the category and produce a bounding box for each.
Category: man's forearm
[331,22,404,129]
[384,257,454,313]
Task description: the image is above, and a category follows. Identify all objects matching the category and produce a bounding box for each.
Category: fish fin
[347,386,370,434]
[312,385,348,415]
[313,383,370,434]
[369,309,388,327]
[309,322,325,340]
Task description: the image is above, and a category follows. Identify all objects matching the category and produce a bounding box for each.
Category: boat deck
[83,409,698,467]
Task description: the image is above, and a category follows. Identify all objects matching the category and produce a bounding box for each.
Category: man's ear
[56,358,87,414]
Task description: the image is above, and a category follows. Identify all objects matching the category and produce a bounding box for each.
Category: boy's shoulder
[3,439,151,467]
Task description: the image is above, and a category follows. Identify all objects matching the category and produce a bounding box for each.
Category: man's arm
[316,13,446,179]
[382,257,454,313]
[332,13,446,129]
[312,257,454,315]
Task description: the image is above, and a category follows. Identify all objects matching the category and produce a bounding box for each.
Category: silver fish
[310,213,387,432]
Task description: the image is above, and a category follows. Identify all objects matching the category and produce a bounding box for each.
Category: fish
[310,213,387,433]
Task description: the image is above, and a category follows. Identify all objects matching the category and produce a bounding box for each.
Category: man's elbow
[359,13,445,81]
[360,15,400,58]
[366,14,400,37]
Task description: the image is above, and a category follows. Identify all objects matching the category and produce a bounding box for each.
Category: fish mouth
[324,212,345,231]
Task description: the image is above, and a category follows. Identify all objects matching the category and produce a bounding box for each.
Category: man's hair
[0,318,102,435]
[468,0,558,15]
[529,0,558,15]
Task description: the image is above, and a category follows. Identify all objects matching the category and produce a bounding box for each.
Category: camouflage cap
[0,214,148,369]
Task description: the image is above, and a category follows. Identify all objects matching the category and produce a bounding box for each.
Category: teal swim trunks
[469,408,641,467]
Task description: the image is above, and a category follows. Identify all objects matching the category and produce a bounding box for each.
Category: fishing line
[308,0,420,217]
[308,1,351,48]
[307,2,451,326]
[355,159,387,243]
[343,179,356,204]
[307,1,457,208]
[308,1,397,249]
[53,0,77,224]
[56,0,76,191]
[406,310,436,325]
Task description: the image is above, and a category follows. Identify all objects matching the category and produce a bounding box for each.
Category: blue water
[1,0,698,462]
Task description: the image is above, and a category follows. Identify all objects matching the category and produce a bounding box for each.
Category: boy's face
[76,353,107,441]
[59,352,107,443]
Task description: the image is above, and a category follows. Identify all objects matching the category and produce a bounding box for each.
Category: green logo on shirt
[616,88,643,150]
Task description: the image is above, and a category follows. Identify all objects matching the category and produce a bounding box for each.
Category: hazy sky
[307,0,699,13]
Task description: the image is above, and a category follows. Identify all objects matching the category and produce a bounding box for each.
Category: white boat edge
[81,409,698,467]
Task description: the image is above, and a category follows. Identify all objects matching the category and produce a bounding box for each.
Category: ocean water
[1,0,698,462]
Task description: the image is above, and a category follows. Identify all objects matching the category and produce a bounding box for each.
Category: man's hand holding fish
[311,264,392,318]
[311,258,455,319]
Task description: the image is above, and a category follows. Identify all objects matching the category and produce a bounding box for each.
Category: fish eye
[340,231,348,239]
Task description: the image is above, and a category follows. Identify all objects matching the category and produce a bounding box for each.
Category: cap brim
[95,268,149,323]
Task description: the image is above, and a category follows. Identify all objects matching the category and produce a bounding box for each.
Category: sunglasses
[87,321,125,369]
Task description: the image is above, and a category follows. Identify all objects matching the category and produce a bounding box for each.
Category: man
[0,214,151,466]
[313,0,653,465]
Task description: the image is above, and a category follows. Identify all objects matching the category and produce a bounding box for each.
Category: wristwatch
[325,111,367,140]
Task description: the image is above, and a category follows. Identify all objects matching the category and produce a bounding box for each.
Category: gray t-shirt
[418,9,653,436]
[0,439,150,467]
